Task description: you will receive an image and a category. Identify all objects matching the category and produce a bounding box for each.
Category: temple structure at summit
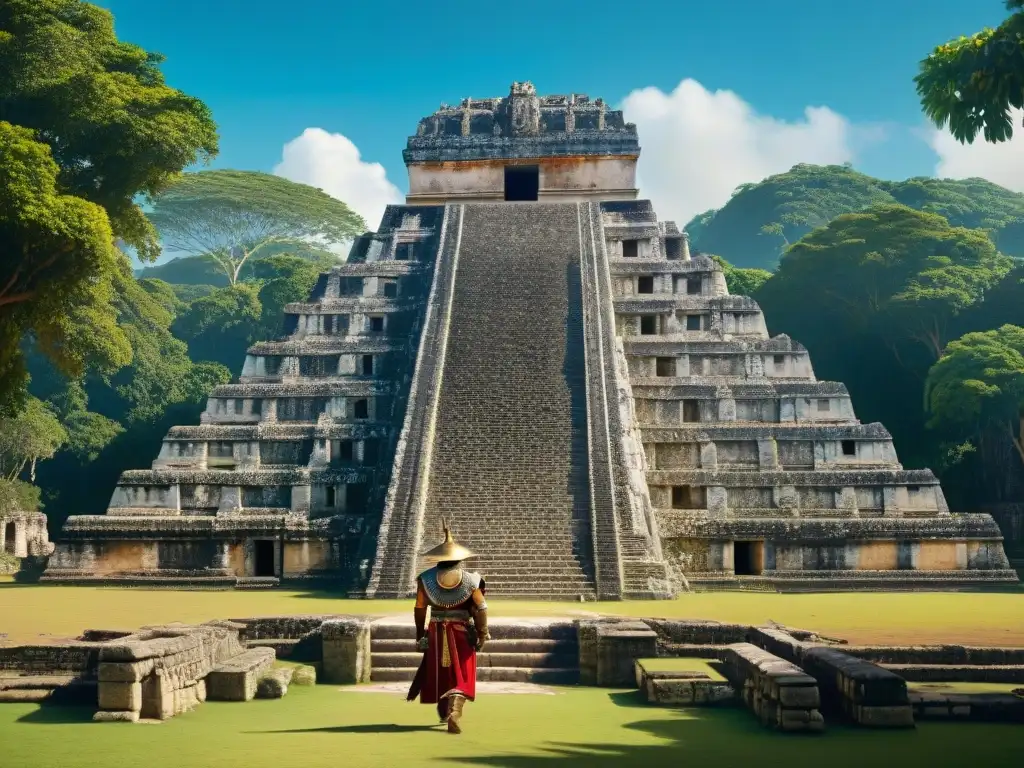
[44,82,1017,596]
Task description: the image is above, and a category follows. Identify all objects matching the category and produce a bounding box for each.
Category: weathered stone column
[321,618,372,684]
[595,622,658,687]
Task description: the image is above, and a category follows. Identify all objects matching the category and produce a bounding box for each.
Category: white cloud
[620,79,857,225]
[273,128,403,231]
[929,109,1024,192]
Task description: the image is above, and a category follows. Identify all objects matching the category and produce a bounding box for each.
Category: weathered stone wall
[406,156,637,204]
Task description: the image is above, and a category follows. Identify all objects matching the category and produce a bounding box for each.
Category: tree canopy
[0,396,66,482]
[926,325,1024,475]
[146,170,364,284]
[0,0,218,413]
[685,164,1024,270]
[170,254,329,373]
[758,204,1012,361]
[915,0,1024,144]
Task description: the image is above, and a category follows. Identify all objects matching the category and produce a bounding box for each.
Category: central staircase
[369,619,580,683]
[420,204,597,599]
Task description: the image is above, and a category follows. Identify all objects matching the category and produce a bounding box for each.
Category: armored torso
[418,566,484,609]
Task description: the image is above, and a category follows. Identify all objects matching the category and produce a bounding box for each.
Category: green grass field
[1,685,1021,768]
[2,582,1023,646]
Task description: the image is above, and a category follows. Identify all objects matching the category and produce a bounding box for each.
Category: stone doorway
[254,540,276,577]
[734,541,764,576]
[3,521,14,554]
[504,165,539,201]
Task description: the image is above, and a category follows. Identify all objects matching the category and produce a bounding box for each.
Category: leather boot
[436,699,448,723]
[447,694,466,734]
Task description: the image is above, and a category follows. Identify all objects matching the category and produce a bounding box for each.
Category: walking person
[406,524,489,734]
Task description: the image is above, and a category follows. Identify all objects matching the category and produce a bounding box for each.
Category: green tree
[171,283,263,372]
[0,0,217,410]
[0,122,128,413]
[926,325,1024,476]
[915,0,1024,144]
[0,396,66,482]
[710,256,772,296]
[759,204,1012,361]
[147,170,363,285]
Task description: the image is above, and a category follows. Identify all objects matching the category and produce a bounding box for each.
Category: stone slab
[205,647,276,702]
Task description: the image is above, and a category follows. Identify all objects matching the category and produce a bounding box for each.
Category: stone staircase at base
[369,620,580,684]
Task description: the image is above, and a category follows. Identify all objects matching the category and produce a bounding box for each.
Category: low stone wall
[720,643,823,732]
[801,647,914,728]
[840,645,1024,666]
[910,690,1024,723]
[94,621,246,722]
[751,626,914,727]
[0,644,104,677]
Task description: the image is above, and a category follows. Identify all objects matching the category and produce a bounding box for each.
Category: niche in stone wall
[3,522,14,554]
[621,240,639,258]
[671,485,705,509]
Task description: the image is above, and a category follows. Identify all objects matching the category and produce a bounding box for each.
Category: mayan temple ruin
[43,81,1016,596]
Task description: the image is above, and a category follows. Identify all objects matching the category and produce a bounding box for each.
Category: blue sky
[96,0,1018,231]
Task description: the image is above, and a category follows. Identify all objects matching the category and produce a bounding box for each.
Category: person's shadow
[254,724,440,735]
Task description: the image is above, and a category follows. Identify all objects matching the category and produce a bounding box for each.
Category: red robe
[407,569,485,704]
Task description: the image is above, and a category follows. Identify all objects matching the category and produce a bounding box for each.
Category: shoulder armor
[420,567,478,609]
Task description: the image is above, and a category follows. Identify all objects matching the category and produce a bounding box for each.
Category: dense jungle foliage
[0,0,1021,539]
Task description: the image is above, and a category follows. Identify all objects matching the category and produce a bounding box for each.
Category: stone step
[370,666,580,684]
[370,622,578,641]
[370,638,576,654]
[371,651,578,669]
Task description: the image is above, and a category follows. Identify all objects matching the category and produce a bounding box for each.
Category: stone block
[321,618,371,684]
[854,705,916,728]
[205,647,276,702]
[97,660,154,683]
[596,623,658,687]
[256,667,293,699]
[93,710,139,723]
[97,681,141,712]
[291,665,317,686]
[779,685,820,709]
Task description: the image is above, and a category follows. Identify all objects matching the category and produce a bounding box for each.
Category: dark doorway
[361,354,374,376]
[734,541,763,576]
[3,522,15,554]
[254,540,276,577]
[504,165,539,201]
[682,399,700,422]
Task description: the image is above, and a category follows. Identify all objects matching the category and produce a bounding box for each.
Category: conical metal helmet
[421,522,475,562]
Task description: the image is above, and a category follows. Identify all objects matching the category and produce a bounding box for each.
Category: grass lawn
[1,685,1021,768]
[635,658,726,680]
[2,583,1023,646]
